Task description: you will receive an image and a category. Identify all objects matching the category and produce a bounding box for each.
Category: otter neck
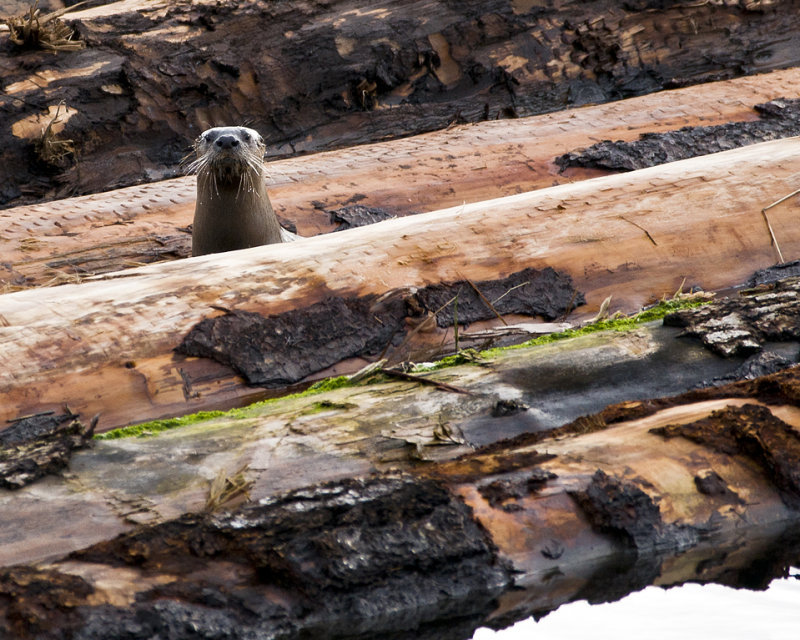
[192,172,283,256]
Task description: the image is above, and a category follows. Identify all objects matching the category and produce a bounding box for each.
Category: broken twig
[205,463,253,512]
[619,215,658,246]
[3,1,88,51]
[380,368,474,395]
[761,203,789,264]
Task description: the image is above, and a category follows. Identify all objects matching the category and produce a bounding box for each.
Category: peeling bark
[176,294,409,387]
[664,277,800,357]
[652,403,800,508]
[568,470,704,552]
[556,98,800,172]
[0,409,94,489]
[415,267,583,328]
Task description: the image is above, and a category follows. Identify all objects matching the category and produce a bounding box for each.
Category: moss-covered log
[2,322,800,638]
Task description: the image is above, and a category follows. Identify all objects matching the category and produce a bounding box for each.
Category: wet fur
[188,126,283,256]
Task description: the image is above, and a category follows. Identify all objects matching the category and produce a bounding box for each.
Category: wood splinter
[760,187,800,264]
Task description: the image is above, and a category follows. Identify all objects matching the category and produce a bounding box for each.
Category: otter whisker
[236,172,246,200]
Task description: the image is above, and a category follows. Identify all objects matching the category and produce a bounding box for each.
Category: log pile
[3,0,800,207]
[1,135,799,431]
[3,0,800,637]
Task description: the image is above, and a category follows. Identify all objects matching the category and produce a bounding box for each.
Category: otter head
[189,126,266,187]
[189,126,283,256]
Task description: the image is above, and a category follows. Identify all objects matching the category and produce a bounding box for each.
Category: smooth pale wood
[4,67,800,288]
[0,137,799,430]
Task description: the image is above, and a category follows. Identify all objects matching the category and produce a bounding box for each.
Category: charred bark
[664,277,800,357]
[0,409,94,489]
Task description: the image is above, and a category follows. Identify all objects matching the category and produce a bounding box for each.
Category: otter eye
[242,131,251,142]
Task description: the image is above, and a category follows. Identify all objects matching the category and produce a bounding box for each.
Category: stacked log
[2,1,800,637]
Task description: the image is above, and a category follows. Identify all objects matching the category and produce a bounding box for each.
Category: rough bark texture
[652,403,800,508]
[3,0,800,207]
[0,409,94,489]
[176,294,410,387]
[664,277,800,357]
[55,475,511,640]
[177,269,583,387]
[568,469,703,552]
[415,267,584,327]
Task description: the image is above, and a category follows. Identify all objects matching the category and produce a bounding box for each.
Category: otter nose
[215,135,239,150]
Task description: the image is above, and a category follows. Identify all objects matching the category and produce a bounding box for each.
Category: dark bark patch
[329,204,396,230]
[0,566,93,640]
[651,404,800,509]
[67,474,511,639]
[0,409,95,490]
[664,278,800,357]
[415,267,584,327]
[568,470,701,551]
[478,469,557,511]
[693,469,744,504]
[176,293,407,387]
[556,98,800,172]
[748,260,800,287]
[177,268,582,387]
[704,351,795,387]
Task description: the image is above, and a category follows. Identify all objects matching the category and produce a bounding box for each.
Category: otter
[188,126,290,256]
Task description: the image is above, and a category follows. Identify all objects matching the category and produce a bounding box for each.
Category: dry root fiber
[3,1,85,52]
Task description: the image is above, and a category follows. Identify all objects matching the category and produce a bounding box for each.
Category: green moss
[417,297,710,370]
[306,376,351,393]
[299,400,358,415]
[95,410,228,440]
[96,376,354,440]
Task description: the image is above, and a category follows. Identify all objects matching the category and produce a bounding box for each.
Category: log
[4,67,800,289]
[2,137,800,431]
[2,316,800,637]
[3,0,800,207]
